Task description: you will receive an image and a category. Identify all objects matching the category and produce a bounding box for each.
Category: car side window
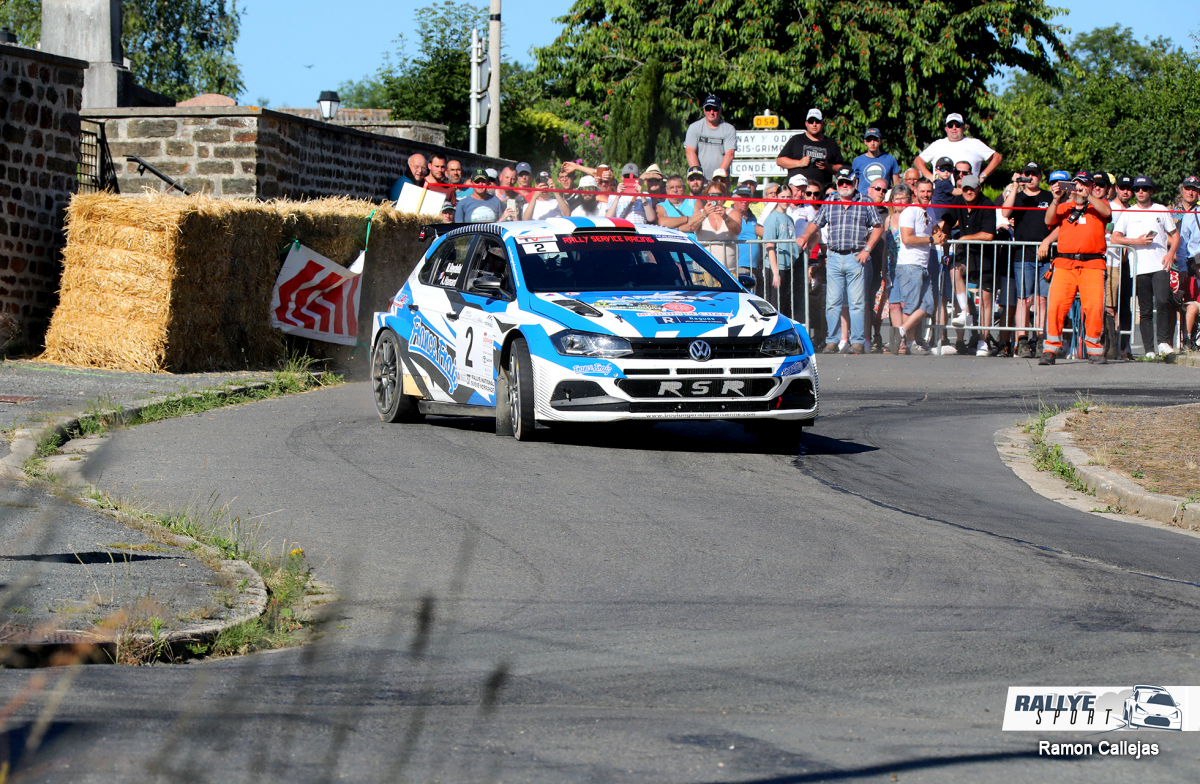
[464,237,514,298]
[420,234,476,289]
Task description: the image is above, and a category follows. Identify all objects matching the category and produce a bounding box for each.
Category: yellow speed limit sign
[753,114,778,129]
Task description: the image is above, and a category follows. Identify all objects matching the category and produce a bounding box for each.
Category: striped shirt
[812,192,882,252]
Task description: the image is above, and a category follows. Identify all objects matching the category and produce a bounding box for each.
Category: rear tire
[507,337,537,440]
[372,329,422,423]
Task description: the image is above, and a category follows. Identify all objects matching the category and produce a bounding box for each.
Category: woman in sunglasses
[687,183,741,272]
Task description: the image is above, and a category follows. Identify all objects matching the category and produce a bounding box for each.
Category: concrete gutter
[1043,411,1200,528]
[0,382,311,661]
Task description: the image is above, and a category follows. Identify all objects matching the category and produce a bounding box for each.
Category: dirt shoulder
[1066,403,1200,500]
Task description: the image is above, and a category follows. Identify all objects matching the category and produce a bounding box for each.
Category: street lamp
[317,91,340,121]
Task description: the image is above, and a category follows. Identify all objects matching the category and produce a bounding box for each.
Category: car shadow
[419,416,876,457]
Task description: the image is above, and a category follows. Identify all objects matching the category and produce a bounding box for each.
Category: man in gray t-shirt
[685,95,737,179]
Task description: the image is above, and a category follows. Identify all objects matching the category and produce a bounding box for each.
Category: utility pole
[486,0,501,157]
[469,28,480,154]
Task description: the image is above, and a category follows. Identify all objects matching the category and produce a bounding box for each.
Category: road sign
[735,130,797,159]
[730,159,786,178]
[477,54,491,91]
[753,114,779,129]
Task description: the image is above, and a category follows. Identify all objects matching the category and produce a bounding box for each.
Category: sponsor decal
[455,309,497,397]
[653,315,726,324]
[664,302,695,313]
[571,362,616,376]
[515,235,556,244]
[656,379,748,397]
[1002,685,1197,732]
[778,357,810,376]
[390,291,409,312]
[409,316,458,393]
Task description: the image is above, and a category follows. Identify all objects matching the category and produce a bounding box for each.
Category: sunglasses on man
[1134,186,1153,193]
[870,185,886,192]
[945,122,964,128]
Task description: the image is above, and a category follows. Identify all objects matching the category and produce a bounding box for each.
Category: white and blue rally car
[370,217,819,446]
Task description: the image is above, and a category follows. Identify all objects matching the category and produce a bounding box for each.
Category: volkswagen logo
[688,340,712,362]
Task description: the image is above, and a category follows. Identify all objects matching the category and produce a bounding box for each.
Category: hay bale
[41,192,432,373]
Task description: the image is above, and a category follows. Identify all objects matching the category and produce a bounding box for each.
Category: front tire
[507,337,537,440]
[372,329,422,423]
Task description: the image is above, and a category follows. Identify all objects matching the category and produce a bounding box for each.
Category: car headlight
[552,330,633,358]
[761,328,801,357]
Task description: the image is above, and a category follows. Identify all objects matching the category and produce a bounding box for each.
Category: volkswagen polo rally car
[370,217,818,446]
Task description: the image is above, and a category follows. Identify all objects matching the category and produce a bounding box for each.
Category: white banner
[271,243,364,345]
[1002,685,1196,732]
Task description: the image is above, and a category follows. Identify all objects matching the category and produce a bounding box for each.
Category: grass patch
[1067,402,1200,498]
[64,354,342,442]
[83,489,321,663]
[1025,403,1094,495]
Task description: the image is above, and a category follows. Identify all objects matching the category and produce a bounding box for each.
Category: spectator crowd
[389,99,1200,362]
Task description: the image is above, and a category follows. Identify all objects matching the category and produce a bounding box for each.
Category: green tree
[605,58,684,170]
[0,0,244,101]
[337,75,388,109]
[994,26,1200,189]
[375,2,487,150]
[535,0,1067,160]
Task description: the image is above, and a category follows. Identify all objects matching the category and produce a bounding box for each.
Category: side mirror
[737,273,756,290]
[472,274,503,293]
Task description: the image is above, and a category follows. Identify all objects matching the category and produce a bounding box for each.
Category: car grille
[626,337,764,360]
[1145,716,1171,727]
[616,377,778,399]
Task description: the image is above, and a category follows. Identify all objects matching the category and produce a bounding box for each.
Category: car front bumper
[530,354,819,423]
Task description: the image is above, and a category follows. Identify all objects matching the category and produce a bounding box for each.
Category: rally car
[370,217,818,446]
[1122,685,1182,730]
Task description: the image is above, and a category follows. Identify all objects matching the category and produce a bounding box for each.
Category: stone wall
[84,107,506,201]
[0,43,87,350]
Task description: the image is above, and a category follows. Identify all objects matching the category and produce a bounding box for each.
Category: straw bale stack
[41,192,430,373]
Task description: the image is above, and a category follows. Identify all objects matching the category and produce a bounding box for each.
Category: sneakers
[951,312,967,327]
[1088,354,1108,365]
[824,342,840,354]
[909,342,931,355]
[871,338,884,354]
[938,344,959,355]
[1157,342,1176,357]
[850,342,865,354]
[976,340,989,357]
[954,339,968,356]
[1038,351,1056,365]
[1144,351,1157,360]
[839,341,850,354]
[989,342,1012,358]
[1015,338,1033,359]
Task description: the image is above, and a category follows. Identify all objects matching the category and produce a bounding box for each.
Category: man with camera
[1039,172,1111,365]
[1001,163,1053,357]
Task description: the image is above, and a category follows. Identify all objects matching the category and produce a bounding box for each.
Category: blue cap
[1072,170,1093,184]
[1133,175,1155,189]
[515,162,532,175]
[864,127,881,139]
[1048,170,1070,183]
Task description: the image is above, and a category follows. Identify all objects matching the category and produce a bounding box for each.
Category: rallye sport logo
[409,316,458,393]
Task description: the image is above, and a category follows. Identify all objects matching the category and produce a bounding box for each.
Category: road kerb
[1043,411,1200,528]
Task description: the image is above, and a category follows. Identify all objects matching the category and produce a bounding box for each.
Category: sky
[237,0,1199,110]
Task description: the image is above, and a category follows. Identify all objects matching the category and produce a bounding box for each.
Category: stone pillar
[40,0,128,108]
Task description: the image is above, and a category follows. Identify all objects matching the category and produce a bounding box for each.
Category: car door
[404,232,478,403]
[441,235,514,406]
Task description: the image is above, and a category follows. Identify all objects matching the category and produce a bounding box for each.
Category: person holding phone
[687,183,741,272]
[523,171,571,221]
[1039,171,1112,365]
[606,163,656,224]
[1111,175,1181,358]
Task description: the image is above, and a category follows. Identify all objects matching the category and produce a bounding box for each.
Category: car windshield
[514,234,739,293]
[1146,693,1175,707]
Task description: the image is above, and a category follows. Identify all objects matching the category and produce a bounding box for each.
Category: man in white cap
[776,108,843,189]
[686,95,738,178]
[570,175,604,218]
[914,112,1002,182]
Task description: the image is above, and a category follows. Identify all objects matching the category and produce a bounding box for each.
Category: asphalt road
[6,356,1200,783]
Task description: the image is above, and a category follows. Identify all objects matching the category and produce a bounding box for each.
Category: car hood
[527,290,784,339]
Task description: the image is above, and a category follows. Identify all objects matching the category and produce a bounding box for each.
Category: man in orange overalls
[1040,171,1112,365]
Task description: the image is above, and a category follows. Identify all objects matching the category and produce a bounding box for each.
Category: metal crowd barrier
[697,236,1154,358]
